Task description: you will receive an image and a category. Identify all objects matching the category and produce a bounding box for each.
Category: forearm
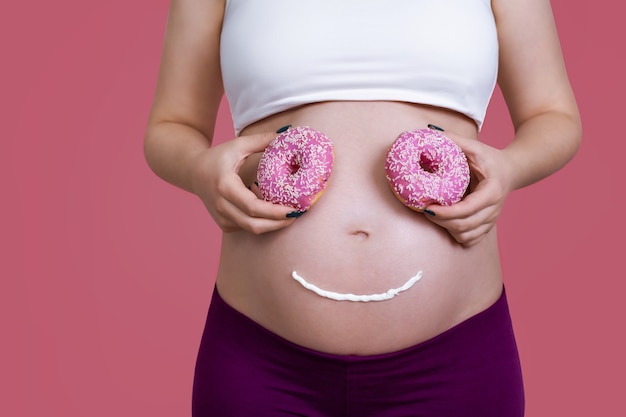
[143,121,212,195]
[502,109,581,191]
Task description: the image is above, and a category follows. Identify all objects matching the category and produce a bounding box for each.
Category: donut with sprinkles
[257,126,334,212]
[385,128,470,211]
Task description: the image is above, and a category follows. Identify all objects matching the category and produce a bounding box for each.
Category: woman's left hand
[423,134,515,247]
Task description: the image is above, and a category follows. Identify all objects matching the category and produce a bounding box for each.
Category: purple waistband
[209,285,511,363]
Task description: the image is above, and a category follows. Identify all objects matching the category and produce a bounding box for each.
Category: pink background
[2,1,624,415]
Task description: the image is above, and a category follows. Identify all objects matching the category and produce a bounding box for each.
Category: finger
[248,180,262,199]
[219,212,295,234]
[425,173,503,220]
[442,131,484,158]
[424,195,479,220]
[219,174,295,220]
[424,197,498,239]
[233,131,280,160]
[230,130,282,175]
[238,215,296,235]
[453,223,494,247]
[239,192,296,221]
[218,194,296,234]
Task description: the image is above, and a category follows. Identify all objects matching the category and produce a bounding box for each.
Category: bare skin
[144,0,581,355]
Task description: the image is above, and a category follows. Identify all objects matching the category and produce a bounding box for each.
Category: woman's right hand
[191,131,297,234]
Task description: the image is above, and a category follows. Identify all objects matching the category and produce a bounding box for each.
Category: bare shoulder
[147,0,227,140]
[492,0,578,126]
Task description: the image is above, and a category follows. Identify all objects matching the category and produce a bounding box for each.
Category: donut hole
[419,154,439,174]
[288,158,301,175]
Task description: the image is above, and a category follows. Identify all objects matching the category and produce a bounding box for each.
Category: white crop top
[220,0,499,135]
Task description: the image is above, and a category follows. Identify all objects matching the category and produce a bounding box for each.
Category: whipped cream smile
[291,271,423,302]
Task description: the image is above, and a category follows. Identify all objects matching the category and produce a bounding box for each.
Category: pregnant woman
[144,0,581,415]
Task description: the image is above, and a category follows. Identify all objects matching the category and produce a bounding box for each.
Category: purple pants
[192,287,524,416]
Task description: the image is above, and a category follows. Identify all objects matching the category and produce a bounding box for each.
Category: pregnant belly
[214,102,503,354]
[216,164,503,354]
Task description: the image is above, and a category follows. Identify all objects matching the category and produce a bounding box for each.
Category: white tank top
[220,0,498,135]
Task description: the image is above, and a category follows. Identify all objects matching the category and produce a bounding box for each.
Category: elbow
[566,108,583,162]
[143,127,155,172]
[143,123,162,177]
[537,105,583,164]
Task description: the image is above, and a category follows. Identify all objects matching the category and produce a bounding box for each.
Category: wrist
[499,146,524,193]
[189,147,214,197]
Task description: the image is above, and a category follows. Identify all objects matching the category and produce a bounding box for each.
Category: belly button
[351,230,370,238]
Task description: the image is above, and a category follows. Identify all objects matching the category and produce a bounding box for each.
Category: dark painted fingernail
[423,209,436,216]
[246,185,252,190]
[286,210,306,218]
[427,124,444,132]
[254,181,259,187]
[276,124,292,134]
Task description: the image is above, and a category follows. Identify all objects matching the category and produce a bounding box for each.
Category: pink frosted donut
[385,128,470,211]
[257,126,334,212]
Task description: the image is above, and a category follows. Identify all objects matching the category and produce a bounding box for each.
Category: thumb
[443,131,481,157]
[235,125,291,157]
[230,127,288,176]
[425,193,478,220]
